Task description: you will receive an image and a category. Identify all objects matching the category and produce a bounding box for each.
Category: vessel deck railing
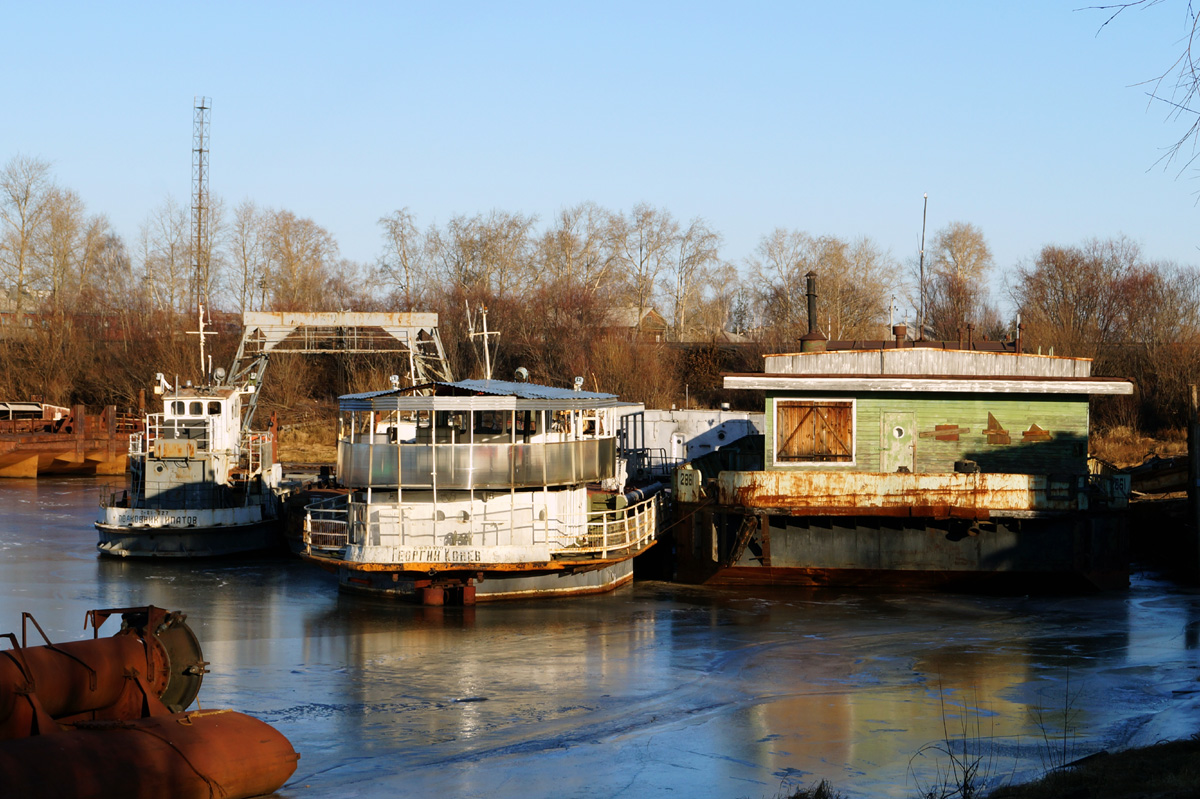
[301,492,657,562]
[304,493,351,553]
[99,485,131,510]
[557,496,657,559]
[130,421,274,478]
[626,447,682,480]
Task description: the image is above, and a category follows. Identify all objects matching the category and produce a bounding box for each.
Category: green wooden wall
[764,391,1090,475]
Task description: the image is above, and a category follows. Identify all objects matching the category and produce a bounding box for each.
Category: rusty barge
[670,275,1134,592]
[0,402,136,478]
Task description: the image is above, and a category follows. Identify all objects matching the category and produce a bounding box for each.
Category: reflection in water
[1,479,1198,798]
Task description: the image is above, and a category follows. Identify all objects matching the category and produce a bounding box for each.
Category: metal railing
[301,492,658,563]
[625,447,682,480]
[303,493,352,554]
[99,484,130,510]
[553,496,658,559]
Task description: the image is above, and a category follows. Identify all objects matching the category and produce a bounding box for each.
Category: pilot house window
[775,400,854,463]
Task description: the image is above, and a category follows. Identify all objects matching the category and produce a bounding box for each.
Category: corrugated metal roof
[341,379,615,402]
[338,379,631,412]
[450,379,615,400]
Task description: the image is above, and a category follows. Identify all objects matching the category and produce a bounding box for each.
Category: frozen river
[2,477,1199,798]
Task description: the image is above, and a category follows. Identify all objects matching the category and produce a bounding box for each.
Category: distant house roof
[604,306,667,331]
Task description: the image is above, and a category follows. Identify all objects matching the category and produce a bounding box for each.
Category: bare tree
[0,155,55,316]
[693,262,746,338]
[1010,236,1142,358]
[608,204,678,318]
[265,210,340,311]
[917,222,996,339]
[749,229,894,340]
[227,200,272,313]
[535,202,618,295]
[665,217,722,340]
[429,210,537,298]
[819,235,895,339]
[138,196,193,313]
[1093,1,1200,175]
[377,207,427,309]
[929,221,993,282]
[747,228,810,336]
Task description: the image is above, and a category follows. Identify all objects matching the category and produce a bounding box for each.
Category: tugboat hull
[95,518,281,558]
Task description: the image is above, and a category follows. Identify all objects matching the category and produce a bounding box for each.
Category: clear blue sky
[3,2,1196,314]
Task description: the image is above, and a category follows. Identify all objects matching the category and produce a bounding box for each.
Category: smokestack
[800,271,828,353]
[892,324,907,347]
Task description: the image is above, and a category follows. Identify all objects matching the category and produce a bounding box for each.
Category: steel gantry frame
[225,311,453,433]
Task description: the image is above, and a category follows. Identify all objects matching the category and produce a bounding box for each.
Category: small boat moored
[95,375,286,558]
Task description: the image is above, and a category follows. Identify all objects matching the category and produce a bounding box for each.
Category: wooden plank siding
[766,392,1089,475]
[762,349,1094,378]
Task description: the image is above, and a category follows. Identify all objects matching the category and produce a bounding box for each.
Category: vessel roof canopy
[340,379,636,412]
[724,373,1133,395]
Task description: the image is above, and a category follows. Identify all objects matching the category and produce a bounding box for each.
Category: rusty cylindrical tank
[0,708,300,799]
[0,606,207,739]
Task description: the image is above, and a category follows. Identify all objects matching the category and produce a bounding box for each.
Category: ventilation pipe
[800,271,828,353]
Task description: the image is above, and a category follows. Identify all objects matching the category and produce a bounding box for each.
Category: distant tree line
[1,154,1198,430]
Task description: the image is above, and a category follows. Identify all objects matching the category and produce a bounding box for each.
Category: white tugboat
[96,309,457,559]
[95,318,285,557]
[299,376,660,604]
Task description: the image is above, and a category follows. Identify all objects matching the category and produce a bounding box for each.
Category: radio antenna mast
[192,96,212,316]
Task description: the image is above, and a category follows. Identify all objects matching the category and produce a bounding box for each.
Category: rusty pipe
[0,606,205,740]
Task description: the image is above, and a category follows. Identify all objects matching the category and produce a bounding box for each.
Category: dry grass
[987,737,1200,799]
[1090,427,1187,469]
[275,416,338,464]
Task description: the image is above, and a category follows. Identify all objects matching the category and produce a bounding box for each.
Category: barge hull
[335,560,635,603]
[673,506,1129,591]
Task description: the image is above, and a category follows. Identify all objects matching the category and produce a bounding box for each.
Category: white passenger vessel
[299,378,660,603]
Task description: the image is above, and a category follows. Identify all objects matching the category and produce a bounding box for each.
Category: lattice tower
[191,96,211,313]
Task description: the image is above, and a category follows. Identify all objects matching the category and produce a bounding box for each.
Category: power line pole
[192,96,211,316]
[918,192,928,340]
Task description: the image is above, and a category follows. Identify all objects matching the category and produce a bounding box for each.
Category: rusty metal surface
[0,709,299,799]
[0,606,206,739]
[702,565,1130,592]
[0,405,135,478]
[717,470,1085,518]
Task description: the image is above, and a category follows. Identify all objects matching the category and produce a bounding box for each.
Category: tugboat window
[775,400,854,463]
[189,402,203,416]
[208,402,221,415]
[172,401,185,415]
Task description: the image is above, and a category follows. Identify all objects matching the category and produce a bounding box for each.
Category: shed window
[775,400,854,463]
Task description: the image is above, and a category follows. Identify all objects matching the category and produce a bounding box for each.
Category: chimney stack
[800,271,828,353]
